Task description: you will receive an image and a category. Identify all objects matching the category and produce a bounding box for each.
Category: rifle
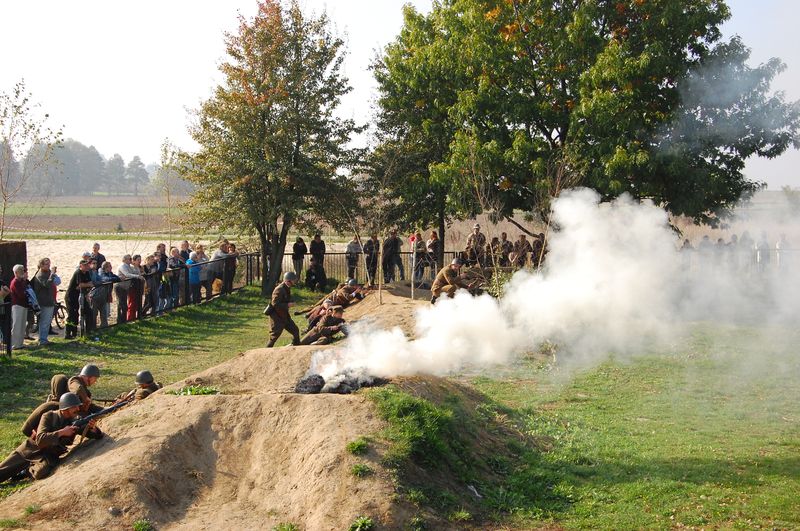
[72,394,135,429]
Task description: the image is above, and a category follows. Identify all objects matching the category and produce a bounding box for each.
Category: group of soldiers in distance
[680,230,793,273]
[0,365,162,484]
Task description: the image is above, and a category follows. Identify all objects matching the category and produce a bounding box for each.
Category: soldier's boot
[266,339,276,348]
[430,295,438,305]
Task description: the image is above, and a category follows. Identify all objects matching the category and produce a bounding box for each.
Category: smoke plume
[310,187,800,386]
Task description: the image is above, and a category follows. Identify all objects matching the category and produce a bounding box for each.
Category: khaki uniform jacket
[47,373,69,402]
[16,410,102,461]
[466,232,486,252]
[331,286,356,307]
[68,376,103,414]
[21,402,59,437]
[135,382,163,400]
[431,266,467,293]
[271,282,293,321]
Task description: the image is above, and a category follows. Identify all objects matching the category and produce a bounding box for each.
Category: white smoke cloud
[309,187,800,386]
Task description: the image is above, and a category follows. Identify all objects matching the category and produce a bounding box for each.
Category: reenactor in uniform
[511,234,533,267]
[46,373,69,402]
[21,401,60,438]
[430,258,472,304]
[0,393,103,483]
[300,305,348,345]
[331,278,364,308]
[115,371,163,402]
[68,364,103,414]
[499,232,513,266]
[465,223,486,266]
[267,272,301,348]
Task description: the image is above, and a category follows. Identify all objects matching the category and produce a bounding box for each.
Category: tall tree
[379,0,800,226]
[0,80,62,240]
[126,155,149,196]
[183,0,359,294]
[105,154,125,195]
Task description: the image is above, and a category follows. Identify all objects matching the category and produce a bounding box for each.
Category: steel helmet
[80,364,101,378]
[283,271,298,282]
[451,258,463,266]
[58,392,82,410]
[135,370,154,385]
[346,278,357,287]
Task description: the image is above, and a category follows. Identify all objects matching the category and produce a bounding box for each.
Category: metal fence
[1,301,10,357]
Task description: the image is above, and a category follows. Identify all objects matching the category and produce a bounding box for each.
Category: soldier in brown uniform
[267,272,301,348]
[0,393,103,483]
[114,370,163,402]
[465,223,487,266]
[300,305,348,345]
[330,279,364,308]
[68,364,103,414]
[46,373,69,402]
[21,401,60,437]
[430,258,471,304]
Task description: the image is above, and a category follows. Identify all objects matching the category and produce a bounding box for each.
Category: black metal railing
[1,300,10,357]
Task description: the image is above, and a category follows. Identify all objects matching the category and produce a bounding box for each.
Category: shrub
[133,519,156,531]
[346,437,369,455]
[348,516,375,531]
[351,463,373,478]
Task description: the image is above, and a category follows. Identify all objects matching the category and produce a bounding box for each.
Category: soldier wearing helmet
[0,393,102,483]
[115,370,163,402]
[430,258,472,304]
[68,364,103,414]
[266,272,301,347]
[300,305,348,345]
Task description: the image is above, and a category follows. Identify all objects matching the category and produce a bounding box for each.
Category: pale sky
[1,0,797,188]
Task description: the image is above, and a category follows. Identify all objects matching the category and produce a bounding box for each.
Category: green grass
[348,516,374,531]
[132,518,155,531]
[165,385,219,396]
[271,524,298,531]
[5,205,173,216]
[0,284,319,499]
[345,437,369,455]
[0,519,21,529]
[350,463,373,478]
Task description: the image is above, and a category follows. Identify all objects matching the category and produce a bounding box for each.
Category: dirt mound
[0,291,524,530]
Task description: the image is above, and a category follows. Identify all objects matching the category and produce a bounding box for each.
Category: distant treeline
[3,138,194,196]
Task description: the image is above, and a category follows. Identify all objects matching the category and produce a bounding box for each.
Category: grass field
[0,285,320,499]
[5,206,173,216]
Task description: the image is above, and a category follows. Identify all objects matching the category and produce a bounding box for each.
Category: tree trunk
[437,204,446,268]
[262,217,292,296]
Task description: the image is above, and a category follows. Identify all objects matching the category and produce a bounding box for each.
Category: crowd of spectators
[1,240,240,350]
[679,231,793,273]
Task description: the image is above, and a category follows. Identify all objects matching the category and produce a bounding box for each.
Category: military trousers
[268,315,300,346]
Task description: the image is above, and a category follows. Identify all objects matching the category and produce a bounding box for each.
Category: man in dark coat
[267,272,301,348]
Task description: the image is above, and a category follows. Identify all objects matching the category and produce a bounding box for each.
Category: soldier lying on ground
[0,393,103,483]
[430,258,478,304]
[68,364,104,414]
[303,298,333,333]
[300,305,348,345]
[114,370,163,402]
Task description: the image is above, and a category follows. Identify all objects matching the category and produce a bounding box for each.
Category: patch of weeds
[405,488,428,506]
[407,515,426,530]
[0,519,21,529]
[486,454,511,475]
[348,516,375,531]
[351,463,373,478]
[24,504,40,515]
[272,524,299,531]
[448,509,472,522]
[346,437,369,455]
[166,385,219,396]
[132,519,156,531]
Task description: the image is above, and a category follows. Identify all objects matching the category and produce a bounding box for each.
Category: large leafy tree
[379,0,800,227]
[183,0,358,294]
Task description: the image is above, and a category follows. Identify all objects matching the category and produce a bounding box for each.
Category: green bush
[133,519,156,531]
[351,463,373,478]
[348,516,375,531]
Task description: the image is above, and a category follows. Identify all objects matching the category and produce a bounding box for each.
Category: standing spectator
[65,260,93,339]
[224,243,239,293]
[511,234,533,268]
[499,232,513,266]
[363,234,380,285]
[345,235,362,280]
[756,231,771,273]
[210,242,232,293]
[195,245,212,300]
[411,231,426,283]
[142,255,160,317]
[426,231,442,279]
[486,237,502,267]
[680,238,694,270]
[0,266,9,345]
[154,246,168,313]
[292,237,308,277]
[179,241,191,262]
[178,241,191,304]
[466,224,486,266]
[167,247,183,309]
[31,258,60,347]
[115,255,135,324]
[738,231,755,273]
[90,243,106,269]
[96,262,121,328]
[382,229,404,282]
[9,265,30,350]
[309,234,326,266]
[126,255,144,321]
[186,252,202,304]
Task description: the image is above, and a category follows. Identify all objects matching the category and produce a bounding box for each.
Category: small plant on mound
[132,519,155,531]
[448,509,472,522]
[350,463,373,477]
[345,437,369,455]
[0,519,21,529]
[24,504,40,515]
[272,524,299,531]
[348,516,375,531]
[166,385,219,396]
